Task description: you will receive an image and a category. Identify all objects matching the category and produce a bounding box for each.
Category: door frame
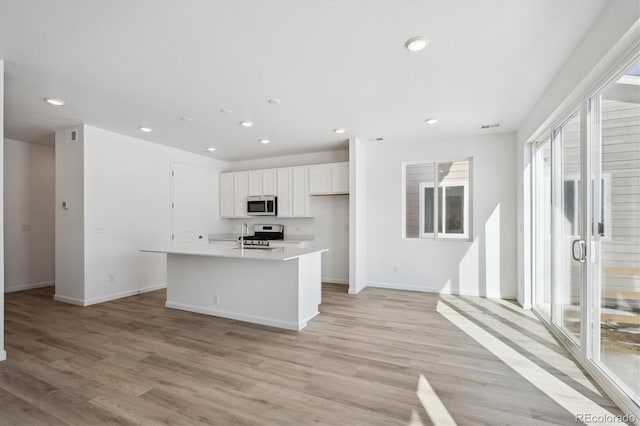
[530,47,640,420]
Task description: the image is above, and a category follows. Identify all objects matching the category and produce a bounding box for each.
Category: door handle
[571,239,587,263]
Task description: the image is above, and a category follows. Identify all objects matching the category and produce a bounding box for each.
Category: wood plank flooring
[0,284,625,425]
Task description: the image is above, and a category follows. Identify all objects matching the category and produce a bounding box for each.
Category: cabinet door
[331,163,349,194]
[248,170,263,196]
[309,164,331,195]
[262,169,276,196]
[292,166,309,217]
[276,168,292,217]
[233,172,248,217]
[220,173,234,217]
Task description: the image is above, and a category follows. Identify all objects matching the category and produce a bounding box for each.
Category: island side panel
[297,252,322,327]
[166,254,300,330]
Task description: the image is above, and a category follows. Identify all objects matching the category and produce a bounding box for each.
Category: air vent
[481,123,500,129]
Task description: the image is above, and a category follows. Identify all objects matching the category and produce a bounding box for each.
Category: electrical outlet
[213,295,219,305]
[392,266,398,273]
[22,224,32,231]
[108,274,115,282]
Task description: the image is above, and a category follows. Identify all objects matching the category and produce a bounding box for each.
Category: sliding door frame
[530,46,640,421]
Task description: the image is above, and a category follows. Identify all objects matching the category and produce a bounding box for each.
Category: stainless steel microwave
[247,195,277,216]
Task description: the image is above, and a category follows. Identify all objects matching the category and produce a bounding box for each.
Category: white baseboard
[165,301,304,331]
[0,350,6,362]
[322,277,348,285]
[5,281,54,293]
[365,281,502,298]
[348,284,365,294]
[84,283,167,306]
[54,294,86,306]
[54,283,167,307]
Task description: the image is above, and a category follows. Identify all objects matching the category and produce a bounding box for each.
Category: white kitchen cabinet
[331,163,349,193]
[219,173,234,217]
[220,165,319,218]
[233,172,248,217]
[309,164,331,194]
[292,166,309,217]
[262,169,276,195]
[248,169,277,196]
[276,168,292,217]
[308,162,349,195]
[248,170,262,196]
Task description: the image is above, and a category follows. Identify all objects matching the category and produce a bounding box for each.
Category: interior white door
[171,163,206,247]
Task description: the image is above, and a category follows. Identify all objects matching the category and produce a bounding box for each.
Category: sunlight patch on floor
[436,301,625,426]
[443,296,602,396]
[416,374,458,426]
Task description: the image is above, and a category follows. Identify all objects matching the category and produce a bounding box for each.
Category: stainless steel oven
[247,195,277,216]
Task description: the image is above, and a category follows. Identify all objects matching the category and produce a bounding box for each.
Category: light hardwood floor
[0,284,625,425]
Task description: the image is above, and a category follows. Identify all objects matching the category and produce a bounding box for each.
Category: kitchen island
[141,244,328,330]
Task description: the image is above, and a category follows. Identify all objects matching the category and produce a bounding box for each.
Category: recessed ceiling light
[259,139,270,144]
[139,127,152,133]
[180,116,193,122]
[268,98,281,105]
[45,98,65,106]
[334,128,346,134]
[205,147,216,152]
[220,108,233,114]
[405,36,428,52]
[239,121,254,127]
[425,118,438,124]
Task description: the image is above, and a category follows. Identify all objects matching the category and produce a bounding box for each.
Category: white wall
[229,149,348,171]
[225,149,350,284]
[349,138,367,294]
[55,125,228,305]
[82,126,228,304]
[55,126,85,303]
[4,139,55,292]
[516,1,640,307]
[363,133,517,298]
[0,59,5,361]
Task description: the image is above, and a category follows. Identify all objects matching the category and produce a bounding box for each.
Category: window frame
[438,179,470,239]
[412,159,472,241]
[419,181,436,238]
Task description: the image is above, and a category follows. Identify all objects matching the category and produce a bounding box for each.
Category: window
[405,159,471,239]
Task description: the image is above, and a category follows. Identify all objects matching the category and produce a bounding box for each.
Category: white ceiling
[0,0,608,161]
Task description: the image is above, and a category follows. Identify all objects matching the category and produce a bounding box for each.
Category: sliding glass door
[555,112,585,345]
[591,59,640,403]
[533,138,552,319]
[532,56,640,413]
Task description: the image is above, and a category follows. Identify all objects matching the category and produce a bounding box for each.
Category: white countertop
[141,244,328,261]
[208,233,315,243]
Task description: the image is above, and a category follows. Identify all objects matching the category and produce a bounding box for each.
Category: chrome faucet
[240,222,248,250]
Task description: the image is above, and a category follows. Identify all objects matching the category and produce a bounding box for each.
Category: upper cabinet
[220,162,348,218]
[220,171,249,218]
[220,173,235,217]
[309,162,349,195]
[291,166,310,217]
[248,169,277,196]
